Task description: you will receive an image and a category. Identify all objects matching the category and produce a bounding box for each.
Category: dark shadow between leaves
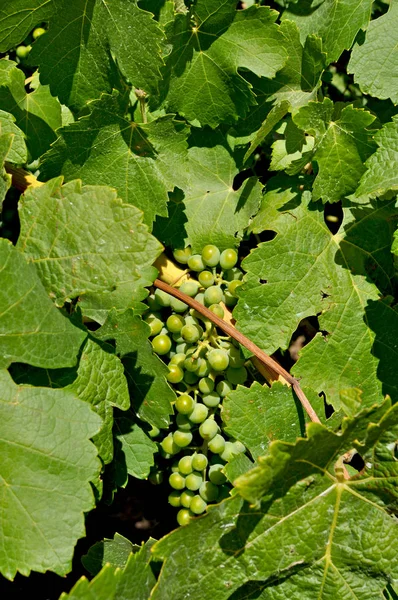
[153,187,188,248]
[122,351,156,416]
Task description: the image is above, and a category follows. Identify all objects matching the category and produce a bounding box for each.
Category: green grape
[176,508,192,526]
[152,334,172,355]
[170,296,188,313]
[216,380,233,397]
[208,433,226,454]
[173,429,193,447]
[199,418,219,440]
[148,425,160,438]
[188,403,209,424]
[16,45,31,59]
[185,471,203,491]
[220,441,238,462]
[209,304,224,319]
[228,345,245,368]
[160,433,179,455]
[169,472,186,490]
[176,342,192,355]
[168,491,181,507]
[183,355,200,372]
[207,349,229,371]
[224,267,243,281]
[172,333,183,343]
[144,313,163,337]
[184,314,200,326]
[209,463,227,485]
[196,358,210,378]
[147,293,161,312]
[204,285,223,306]
[176,413,192,431]
[226,366,248,385]
[202,392,221,408]
[199,481,219,502]
[173,247,192,264]
[224,291,237,307]
[154,288,171,307]
[228,279,243,298]
[198,377,215,395]
[188,254,205,272]
[167,364,184,383]
[194,292,205,305]
[33,27,46,39]
[198,270,214,288]
[170,352,186,368]
[179,280,200,297]
[234,441,246,454]
[175,394,195,414]
[178,455,193,475]
[201,244,220,267]
[190,495,207,515]
[166,314,185,333]
[192,453,208,471]
[181,324,202,344]
[180,489,195,508]
[184,370,199,385]
[220,248,238,270]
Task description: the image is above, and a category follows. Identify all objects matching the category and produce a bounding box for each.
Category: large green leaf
[235,196,398,410]
[28,0,164,112]
[0,109,27,163]
[161,4,286,127]
[282,0,373,63]
[113,412,157,482]
[0,239,86,369]
[0,369,101,580]
[0,0,54,52]
[81,533,136,576]
[151,403,398,600]
[96,309,175,428]
[40,93,189,227]
[293,99,376,203]
[17,177,162,306]
[349,1,398,104]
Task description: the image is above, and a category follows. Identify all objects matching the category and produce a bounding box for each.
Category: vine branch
[154,278,321,424]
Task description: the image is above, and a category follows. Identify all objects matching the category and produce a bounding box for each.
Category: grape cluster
[144,245,250,527]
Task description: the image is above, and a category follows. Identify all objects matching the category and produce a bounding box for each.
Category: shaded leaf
[82,533,136,576]
[113,412,157,482]
[0,109,27,163]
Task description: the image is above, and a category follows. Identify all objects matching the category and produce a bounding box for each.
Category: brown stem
[154,278,321,424]
[5,162,43,192]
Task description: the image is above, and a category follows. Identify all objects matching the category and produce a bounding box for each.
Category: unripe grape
[209,304,224,318]
[188,254,205,272]
[148,425,160,438]
[152,334,172,355]
[154,288,171,307]
[198,270,214,288]
[169,472,186,490]
[190,495,207,515]
[192,453,208,471]
[207,349,229,371]
[198,377,215,395]
[185,471,203,491]
[224,268,243,281]
[184,370,199,385]
[175,394,195,414]
[149,469,163,485]
[170,296,188,313]
[179,280,200,297]
[228,345,245,369]
[234,441,246,454]
[144,313,163,337]
[184,354,200,372]
[173,247,192,264]
[202,392,221,408]
[209,464,227,485]
[224,291,237,307]
[196,358,210,378]
[204,285,223,306]
[199,418,219,440]
[170,352,186,368]
[199,481,219,502]
[181,324,202,344]
[228,279,243,298]
[147,293,161,312]
[33,27,46,39]
[161,433,179,455]
[226,366,248,386]
[188,403,209,424]
[173,429,193,448]
[168,491,181,507]
[216,380,233,397]
[178,455,193,475]
[16,45,31,59]
[166,314,185,333]
[220,248,238,270]
[177,508,191,526]
[180,489,195,508]
[167,364,184,383]
[176,342,192,355]
[208,433,226,454]
[220,441,238,462]
[202,244,220,267]
[195,292,205,305]
[176,413,192,431]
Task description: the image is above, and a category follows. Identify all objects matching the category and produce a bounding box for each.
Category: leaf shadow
[122,351,157,416]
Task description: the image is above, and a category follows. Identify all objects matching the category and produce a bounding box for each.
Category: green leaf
[282,0,373,63]
[235,196,398,410]
[243,100,290,163]
[40,93,189,227]
[17,177,162,306]
[293,99,376,203]
[0,109,27,163]
[0,238,86,369]
[0,132,12,201]
[0,0,54,52]
[113,412,157,481]
[223,452,254,483]
[0,369,101,580]
[96,309,175,428]
[355,115,398,199]
[162,4,286,127]
[269,118,314,173]
[151,403,398,600]
[349,2,398,104]
[81,533,136,576]
[0,59,65,160]
[28,0,164,113]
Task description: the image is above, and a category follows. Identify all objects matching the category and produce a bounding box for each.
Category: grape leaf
[243,100,290,163]
[96,309,175,428]
[0,132,12,202]
[39,92,189,227]
[61,540,157,600]
[151,402,398,600]
[293,99,377,203]
[269,118,314,173]
[0,369,101,580]
[81,533,136,576]
[349,2,398,104]
[28,0,164,113]
[113,412,157,481]
[161,4,287,127]
[0,109,27,163]
[235,195,398,410]
[0,0,54,52]
[282,0,373,63]
[0,59,65,160]
[355,115,398,199]
[17,177,163,306]
[0,238,86,369]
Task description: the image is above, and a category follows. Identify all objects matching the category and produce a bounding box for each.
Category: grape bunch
[144,245,251,527]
